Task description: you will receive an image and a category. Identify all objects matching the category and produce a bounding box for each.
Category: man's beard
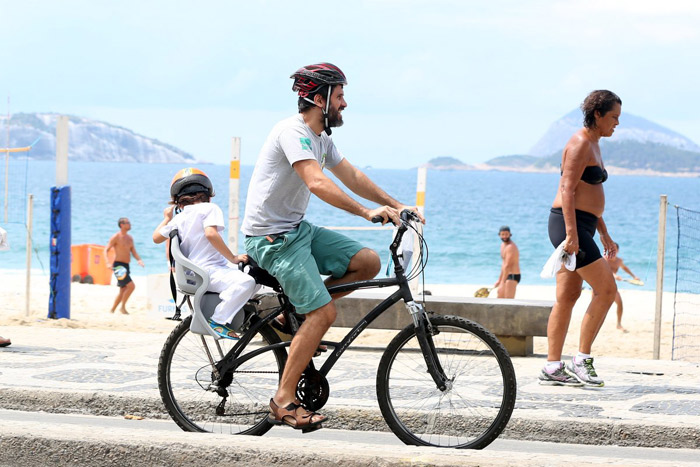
[327,106,344,128]
[501,238,510,243]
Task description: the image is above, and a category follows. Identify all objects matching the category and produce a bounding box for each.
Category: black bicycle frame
[215,215,449,390]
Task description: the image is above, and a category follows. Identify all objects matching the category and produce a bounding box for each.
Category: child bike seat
[168,230,247,337]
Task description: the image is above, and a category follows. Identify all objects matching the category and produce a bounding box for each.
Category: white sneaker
[565,357,604,387]
[538,365,583,386]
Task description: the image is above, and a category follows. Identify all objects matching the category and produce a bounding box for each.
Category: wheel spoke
[376,315,516,449]
[158,316,287,435]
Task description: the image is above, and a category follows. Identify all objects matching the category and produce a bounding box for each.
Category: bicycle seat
[169,230,247,337]
[243,258,283,292]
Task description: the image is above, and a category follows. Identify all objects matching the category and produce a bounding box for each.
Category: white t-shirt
[160,202,228,270]
[241,114,344,236]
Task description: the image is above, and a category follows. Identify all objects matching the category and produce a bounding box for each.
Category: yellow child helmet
[170,168,215,200]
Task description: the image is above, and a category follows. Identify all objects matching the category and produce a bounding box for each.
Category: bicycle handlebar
[371,209,420,225]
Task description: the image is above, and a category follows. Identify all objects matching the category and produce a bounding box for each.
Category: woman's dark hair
[171,191,210,208]
[581,90,622,129]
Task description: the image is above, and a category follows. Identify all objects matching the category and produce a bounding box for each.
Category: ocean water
[1,160,698,292]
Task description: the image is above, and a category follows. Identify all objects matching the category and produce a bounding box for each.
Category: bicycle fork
[406,301,451,392]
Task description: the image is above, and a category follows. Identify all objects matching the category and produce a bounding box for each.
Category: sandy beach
[0,269,677,360]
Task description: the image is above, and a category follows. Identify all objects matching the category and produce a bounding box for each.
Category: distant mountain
[529,110,700,157]
[524,140,700,173]
[2,113,197,163]
[482,110,700,175]
[424,156,474,170]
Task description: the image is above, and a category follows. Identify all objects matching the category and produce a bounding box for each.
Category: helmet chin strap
[302,86,333,135]
[323,86,332,135]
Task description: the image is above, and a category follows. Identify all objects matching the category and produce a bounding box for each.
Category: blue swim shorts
[244,220,364,314]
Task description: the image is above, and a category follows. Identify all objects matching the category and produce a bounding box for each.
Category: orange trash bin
[85,244,113,285]
[71,244,90,281]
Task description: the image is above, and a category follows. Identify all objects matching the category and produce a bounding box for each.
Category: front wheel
[376,314,516,449]
[158,314,287,435]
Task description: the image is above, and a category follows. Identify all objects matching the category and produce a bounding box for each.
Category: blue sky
[1,0,699,168]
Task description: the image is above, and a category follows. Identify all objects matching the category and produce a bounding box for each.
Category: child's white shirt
[160,203,229,271]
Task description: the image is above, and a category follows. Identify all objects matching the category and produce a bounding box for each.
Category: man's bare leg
[272,301,336,423]
[547,270,582,361]
[576,259,617,353]
[613,291,627,332]
[503,280,517,299]
[325,248,381,299]
[270,247,380,425]
[119,281,135,314]
[497,283,505,298]
[110,288,125,313]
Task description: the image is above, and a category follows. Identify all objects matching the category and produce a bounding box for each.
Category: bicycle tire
[376,314,516,449]
[158,314,287,435]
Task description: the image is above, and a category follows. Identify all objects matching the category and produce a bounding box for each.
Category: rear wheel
[158,315,287,435]
[376,314,516,449]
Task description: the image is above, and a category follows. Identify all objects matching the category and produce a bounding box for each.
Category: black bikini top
[580,165,608,184]
[560,165,608,184]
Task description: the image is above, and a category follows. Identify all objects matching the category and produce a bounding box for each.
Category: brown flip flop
[268,398,326,433]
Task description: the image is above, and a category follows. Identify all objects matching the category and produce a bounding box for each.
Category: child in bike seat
[152,168,258,339]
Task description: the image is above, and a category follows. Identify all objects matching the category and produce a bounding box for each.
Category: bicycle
[157,210,517,449]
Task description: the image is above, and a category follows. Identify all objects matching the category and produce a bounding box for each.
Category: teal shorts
[244,220,364,314]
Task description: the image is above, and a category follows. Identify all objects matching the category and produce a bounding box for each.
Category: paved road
[2,409,699,466]
[1,324,700,460]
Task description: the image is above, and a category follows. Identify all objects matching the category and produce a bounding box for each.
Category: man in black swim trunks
[105,217,145,315]
[494,226,520,298]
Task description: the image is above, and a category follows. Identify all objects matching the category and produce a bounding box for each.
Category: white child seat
[168,230,246,337]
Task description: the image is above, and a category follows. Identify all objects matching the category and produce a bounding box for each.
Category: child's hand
[163,206,175,221]
[236,254,249,264]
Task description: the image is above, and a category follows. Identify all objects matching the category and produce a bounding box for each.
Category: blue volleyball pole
[49,116,71,319]
[49,186,71,319]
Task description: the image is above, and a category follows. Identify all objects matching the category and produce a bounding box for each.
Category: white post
[25,193,33,317]
[55,116,69,186]
[654,194,668,360]
[228,137,241,254]
[3,98,9,223]
[3,152,8,223]
[410,167,427,294]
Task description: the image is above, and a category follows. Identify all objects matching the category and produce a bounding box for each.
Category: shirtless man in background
[105,217,144,314]
[606,242,640,332]
[494,225,520,298]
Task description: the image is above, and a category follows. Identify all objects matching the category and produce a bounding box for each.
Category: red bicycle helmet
[290,62,347,98]
[170,168,215,199]
[291,63,347,135]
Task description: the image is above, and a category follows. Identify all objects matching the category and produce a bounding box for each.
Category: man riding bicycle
[242,62,424,432]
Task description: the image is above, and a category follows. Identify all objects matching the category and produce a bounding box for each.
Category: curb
[0,424,469,467]
[2,389,698,450]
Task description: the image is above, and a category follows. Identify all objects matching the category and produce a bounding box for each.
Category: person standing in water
[105,217,144,314]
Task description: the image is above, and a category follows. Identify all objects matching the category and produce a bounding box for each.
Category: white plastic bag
[398,227,414,271]
[540,241,575,278]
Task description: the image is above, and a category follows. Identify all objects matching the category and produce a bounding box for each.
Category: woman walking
[539,90,621,388]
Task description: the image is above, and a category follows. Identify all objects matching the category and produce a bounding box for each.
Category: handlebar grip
[371,215,385,224]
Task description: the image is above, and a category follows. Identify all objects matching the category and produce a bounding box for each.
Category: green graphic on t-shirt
[300,138,312,151]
